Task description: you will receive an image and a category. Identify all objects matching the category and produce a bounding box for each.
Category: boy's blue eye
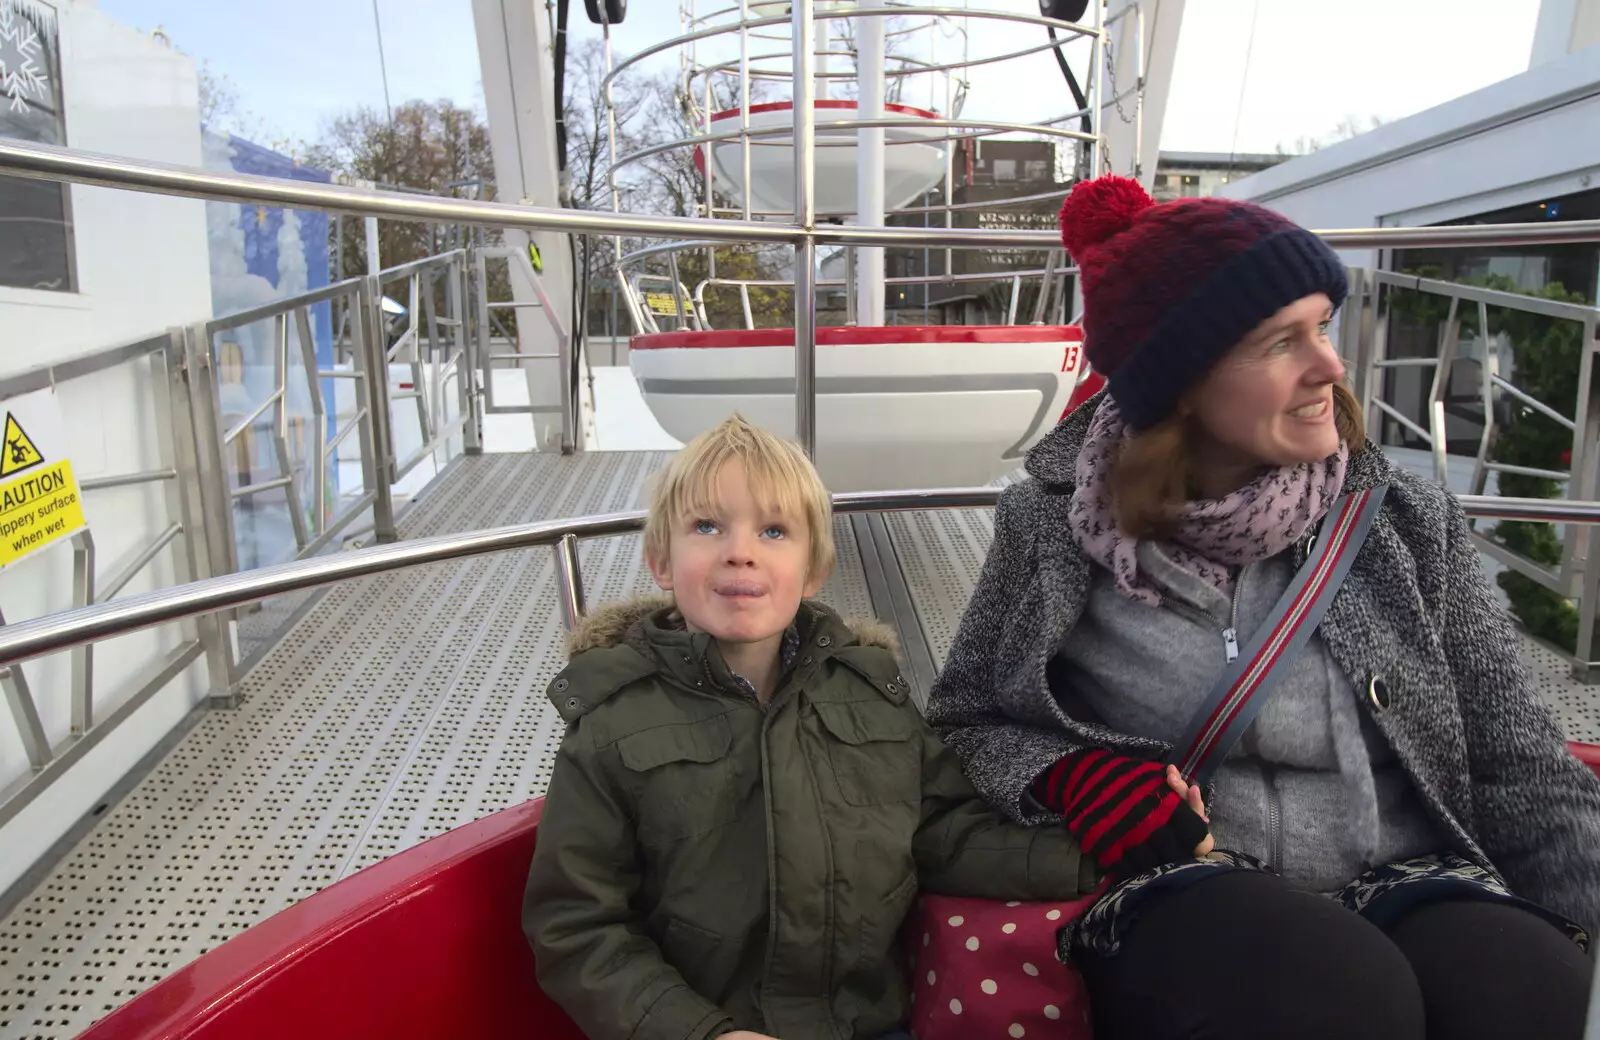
[1318,319,1333,336]
[761,524,786,539]
[1268,339,1291,355]
[693,519,719,535]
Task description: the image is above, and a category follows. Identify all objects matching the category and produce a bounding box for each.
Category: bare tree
[152,34,304,155]
[295,48,793,335]
[1275,113,1387,156]
[563,39,649,212]
[832,14,922,105]
[303,99,498,277]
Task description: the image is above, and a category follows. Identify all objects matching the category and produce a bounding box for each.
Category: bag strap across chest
[1166,486,1388,786]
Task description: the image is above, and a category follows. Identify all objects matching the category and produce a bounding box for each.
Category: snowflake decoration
[0,3,50,115]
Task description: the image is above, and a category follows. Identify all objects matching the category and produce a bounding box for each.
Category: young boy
[525,416,1097,1040]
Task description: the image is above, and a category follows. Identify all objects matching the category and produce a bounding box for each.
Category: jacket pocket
[659,914,728,999]
[617,715,738,844]
[815,700,922,806]
[858,871,919,978]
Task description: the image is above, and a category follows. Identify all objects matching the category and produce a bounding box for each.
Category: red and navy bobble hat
[1059,175,1348,431]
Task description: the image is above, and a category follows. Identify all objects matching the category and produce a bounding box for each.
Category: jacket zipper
[1222,568,1245,664]
[1262,763,1283,869]
[1165,567,1247,665]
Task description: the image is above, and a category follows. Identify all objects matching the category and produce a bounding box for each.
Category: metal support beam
[554,534,587,630]
[855,6,886,327]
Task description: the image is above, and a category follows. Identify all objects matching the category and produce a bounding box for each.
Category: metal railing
[0,332,217,816]
[0,486,1590,670]
[1345,268,1600,672]
[11,130,1590,460]
[0,250,510,787]
[1,482,1596,829]
[674,264,1073,332]
[472,245,578,452]
[625,271,703,334]
[372,251,478,477]
[4,138,1598,254]
[0,235,594,829]
[203,277,385,564]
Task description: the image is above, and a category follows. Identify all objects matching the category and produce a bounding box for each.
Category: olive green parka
[525,597,1096,1040]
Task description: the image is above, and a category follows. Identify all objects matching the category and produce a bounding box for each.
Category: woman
[926,174,1600,1039]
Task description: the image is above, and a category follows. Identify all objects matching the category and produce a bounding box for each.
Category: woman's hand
[1033,750,1211,874]
[1165,765,1215,857]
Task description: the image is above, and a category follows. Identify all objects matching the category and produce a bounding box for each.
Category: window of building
[0,0,75,293]
[992,159,1017,181]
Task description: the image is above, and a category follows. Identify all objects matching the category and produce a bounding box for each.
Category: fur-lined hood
[566,594,898,659]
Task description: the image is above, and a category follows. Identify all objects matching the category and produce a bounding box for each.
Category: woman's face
[1187,293,1345,489]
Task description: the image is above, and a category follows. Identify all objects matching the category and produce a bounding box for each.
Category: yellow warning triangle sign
[1,413,44,477]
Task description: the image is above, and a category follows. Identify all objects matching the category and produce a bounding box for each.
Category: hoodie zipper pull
[1223,568,1245,664]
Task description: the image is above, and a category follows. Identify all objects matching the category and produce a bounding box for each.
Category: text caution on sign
[0,389,88,570]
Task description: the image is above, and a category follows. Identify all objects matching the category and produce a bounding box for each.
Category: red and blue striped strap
[1166,486,1388,787]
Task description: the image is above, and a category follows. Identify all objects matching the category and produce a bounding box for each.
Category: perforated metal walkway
[1,451,1598,1039]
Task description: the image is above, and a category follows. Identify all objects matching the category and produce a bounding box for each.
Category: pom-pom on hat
[1058,175,1348,430]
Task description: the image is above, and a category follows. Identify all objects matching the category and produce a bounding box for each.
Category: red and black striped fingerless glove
[1032,749,1208,876]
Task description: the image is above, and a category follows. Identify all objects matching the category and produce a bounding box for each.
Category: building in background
[1217,35,1600,460]
[1151,150,1288,201]
[876,138,1064,326]
[862,144,1292,326]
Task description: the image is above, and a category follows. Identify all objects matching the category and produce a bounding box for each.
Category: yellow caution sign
[528,242,544,273]
[1,413,43,477]
[645,292,680,316]
[0,390,88,571]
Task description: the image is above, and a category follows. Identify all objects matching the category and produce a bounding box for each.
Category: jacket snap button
[886,682,899,694]
[817,635,832,647]
[1368,676,1392,711]
[566,697,581,711]
[802,656,813,666]
[553,678,569,692]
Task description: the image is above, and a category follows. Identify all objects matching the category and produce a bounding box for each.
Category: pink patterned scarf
[1068,398,1349,606]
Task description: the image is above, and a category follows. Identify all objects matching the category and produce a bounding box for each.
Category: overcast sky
[100,0,1543,157]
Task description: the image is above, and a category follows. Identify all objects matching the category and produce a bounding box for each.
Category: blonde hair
[1111,383,1366,540]
[643,415,835,584]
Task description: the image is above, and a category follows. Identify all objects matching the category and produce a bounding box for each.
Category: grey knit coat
[926,397,1600,934]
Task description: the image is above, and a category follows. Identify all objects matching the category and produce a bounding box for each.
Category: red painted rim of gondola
[73,797,549,1038]
[630,325,1083,349]
[708,99,942,123]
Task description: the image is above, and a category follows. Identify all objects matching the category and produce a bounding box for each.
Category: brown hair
[1110,383,1365,541]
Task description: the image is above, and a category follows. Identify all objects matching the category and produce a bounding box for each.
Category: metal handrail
[0,488,996,666]
[611,112,1098,179]
[688,264,1071,330]
[6,138,1600,253]
[0,486,1589,669]
[0,138,796,246]
[605,4,1100,88]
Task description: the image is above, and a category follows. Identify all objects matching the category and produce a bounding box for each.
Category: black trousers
[1078,869,1592,1040]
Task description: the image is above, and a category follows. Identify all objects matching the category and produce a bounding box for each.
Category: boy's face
[648,460,821,648]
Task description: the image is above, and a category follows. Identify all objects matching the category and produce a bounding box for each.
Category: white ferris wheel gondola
[608,1,1174,489]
